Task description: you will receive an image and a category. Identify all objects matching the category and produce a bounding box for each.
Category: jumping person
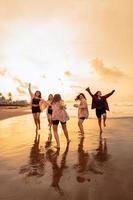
[86,87,115,134]
[74,93,89,136]
[28,83,44,130]
[52,94,71,149]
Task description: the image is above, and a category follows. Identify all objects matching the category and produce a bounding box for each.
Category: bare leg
[36,113,41,129]
[47,114,52,130]
[98,118,102,134]
[33,113,38,129]
[103,113,107,127]
[78,119,85,135]
[61,123,71,143]
[53,125,60,148]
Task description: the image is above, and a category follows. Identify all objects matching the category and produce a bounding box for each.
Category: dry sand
[0,114,133,200]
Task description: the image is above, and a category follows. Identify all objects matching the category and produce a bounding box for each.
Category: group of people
[28,83,115,149]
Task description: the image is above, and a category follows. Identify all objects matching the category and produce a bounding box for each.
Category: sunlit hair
[75,93,86,101]
[48,94,53,101]
[52,94,62,103]
[94,91,101,96]
[35,90,41,98]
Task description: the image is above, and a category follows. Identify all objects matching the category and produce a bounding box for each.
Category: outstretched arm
[28,83,34,98]
[86,87,94,97]
[103,90,115,99]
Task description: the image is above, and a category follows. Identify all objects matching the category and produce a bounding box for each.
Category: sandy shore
[0,115,133,200]
[0,106,31,121]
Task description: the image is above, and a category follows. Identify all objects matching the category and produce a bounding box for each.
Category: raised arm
[28,83,34,98]
[86,87,94,97]
[103,90,115,99]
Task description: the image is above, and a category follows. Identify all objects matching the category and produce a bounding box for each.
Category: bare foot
[100,129,103,135]
[103,122,106,127]
[67,139,71,143]
[54,145,60,149]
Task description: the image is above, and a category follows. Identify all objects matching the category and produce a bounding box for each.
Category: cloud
[13,76,38,89]
[58,78,64,86]
[16,87,27,96]
[91,58,124,82]
[64,70,72,77]
[42,74,46,79]
[70,85,83,89]
[0,67,7,76]
[13,77,28,88]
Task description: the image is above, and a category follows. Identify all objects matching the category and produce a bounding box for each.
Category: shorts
[79,117,86,120]
[48,108,53,115]
[96,108,106,118]
[52,120,66,125]
[32,106,41,113]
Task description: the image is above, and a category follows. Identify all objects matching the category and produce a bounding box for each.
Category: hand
[73,104,78,108]
[29,83,31,88]
[86,87,90,92]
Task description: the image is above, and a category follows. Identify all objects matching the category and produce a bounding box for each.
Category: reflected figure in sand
[46,143,70,196]
[95,135,110,162]
[19,130,45,178]
[86,87,115,134]
[75,136,103,183]
[45,127,53,148]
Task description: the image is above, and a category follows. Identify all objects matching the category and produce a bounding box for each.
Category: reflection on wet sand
[95,135,111,162]
[75,136,103,183]
[19,130,45,177]
[46,143,70,196]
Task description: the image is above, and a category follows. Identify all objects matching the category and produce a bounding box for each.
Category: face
[97,91,102,97]
[79,94,84,100]
[49,94,53,100]
[35,91,41,97]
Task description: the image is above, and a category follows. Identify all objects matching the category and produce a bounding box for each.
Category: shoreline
[0,106,31,121]
[0,106,133,121]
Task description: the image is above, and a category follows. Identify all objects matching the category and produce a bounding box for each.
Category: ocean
[65,103,133,118]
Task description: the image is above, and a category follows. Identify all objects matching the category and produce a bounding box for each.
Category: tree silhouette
[8,92,12,101]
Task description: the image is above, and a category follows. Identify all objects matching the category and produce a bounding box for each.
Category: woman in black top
[86,87,115,134]
[28,83,42,130]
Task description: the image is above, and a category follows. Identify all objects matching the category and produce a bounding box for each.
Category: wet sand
[0,114,133,200]
[0,106,31,121]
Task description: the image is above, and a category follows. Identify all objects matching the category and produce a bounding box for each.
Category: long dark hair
[94,91,101,97]
[75,93,86,101]
[48,94,53,101]
[35,90,41,98]
[52,94,62,103]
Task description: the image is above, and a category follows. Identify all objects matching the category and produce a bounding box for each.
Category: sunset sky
[0,0,133,103]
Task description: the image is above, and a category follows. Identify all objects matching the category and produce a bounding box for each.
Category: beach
[0,106,31,121]
[0,113,133,200]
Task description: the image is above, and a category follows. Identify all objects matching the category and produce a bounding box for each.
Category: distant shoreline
[0,106,31,121]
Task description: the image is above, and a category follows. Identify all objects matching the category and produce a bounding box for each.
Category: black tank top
[32,98,40,105]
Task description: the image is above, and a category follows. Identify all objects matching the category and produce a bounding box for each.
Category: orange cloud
[16,87,27,96]
[0,67,7,76]
[64,70,72,77]
[91,58,124,82]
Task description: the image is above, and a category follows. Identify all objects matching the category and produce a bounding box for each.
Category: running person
[86,87,115,134]
[74,93,89,136]
[52,94,71,149]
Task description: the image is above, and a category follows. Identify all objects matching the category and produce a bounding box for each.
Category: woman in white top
[74,93,89,136]
[52,94,70,149]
